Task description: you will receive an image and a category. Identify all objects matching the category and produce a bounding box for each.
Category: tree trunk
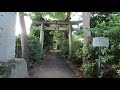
[82,12,91,65]
[19,12,30,64]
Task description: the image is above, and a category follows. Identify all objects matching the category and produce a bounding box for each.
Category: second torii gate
[33,20,82,57]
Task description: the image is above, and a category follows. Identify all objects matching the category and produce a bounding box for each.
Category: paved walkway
[33,52,75,78]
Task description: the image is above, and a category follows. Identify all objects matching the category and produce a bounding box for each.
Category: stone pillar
[40,23,44,50]
[0,12,16,62]
[0,12,28,78]
[68,22,72,58]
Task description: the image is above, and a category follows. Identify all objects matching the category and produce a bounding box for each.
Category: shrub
[28,35,44,68]
[80,62,96,75]
[70,40,83,66]
[72,14,120,77]
[59,39,69,58]
[15,35,44,68]
[88,18,120,77]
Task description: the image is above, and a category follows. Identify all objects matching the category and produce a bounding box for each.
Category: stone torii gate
[33,20,82,57]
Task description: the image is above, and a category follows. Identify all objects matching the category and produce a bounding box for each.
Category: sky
[15,12,82,36]
[15,13,32,36]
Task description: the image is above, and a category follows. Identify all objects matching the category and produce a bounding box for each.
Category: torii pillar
[68,22,72,58]
[40,23,44,50]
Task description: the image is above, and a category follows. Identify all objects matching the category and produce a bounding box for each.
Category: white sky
[15,13,32,36]
[15,12,82,36]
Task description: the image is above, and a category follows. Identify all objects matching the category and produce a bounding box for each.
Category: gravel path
[33,52,76,78]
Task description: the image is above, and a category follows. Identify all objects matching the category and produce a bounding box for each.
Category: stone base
[5,58,28,78]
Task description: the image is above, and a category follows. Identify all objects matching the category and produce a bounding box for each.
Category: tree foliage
[81,12,120,77]
[30,12,70,20]
[90,12,117,28]
[68,12,120,77]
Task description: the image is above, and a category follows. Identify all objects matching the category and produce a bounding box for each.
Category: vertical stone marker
[0,12,16,62]
[0,12,28,78]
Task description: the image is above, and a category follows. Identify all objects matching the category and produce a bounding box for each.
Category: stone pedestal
[8,58,28,78]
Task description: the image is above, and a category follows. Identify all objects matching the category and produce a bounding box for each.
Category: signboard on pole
[92,37,109,78]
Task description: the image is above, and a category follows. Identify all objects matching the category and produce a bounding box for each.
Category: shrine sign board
[93,37,109,47]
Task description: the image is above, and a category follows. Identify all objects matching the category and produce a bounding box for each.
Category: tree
[19,12,30,64]
[82,12,91,65]
[90,12,116,28]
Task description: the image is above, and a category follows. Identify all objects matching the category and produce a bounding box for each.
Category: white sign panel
[93,37,109,47]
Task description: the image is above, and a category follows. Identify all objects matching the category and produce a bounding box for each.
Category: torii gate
[33,20,82,57]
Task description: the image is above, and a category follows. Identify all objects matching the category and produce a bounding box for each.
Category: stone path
[33,52,76,78]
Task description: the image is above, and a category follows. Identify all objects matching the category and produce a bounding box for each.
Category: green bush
[88,16,120,77]
[71,40,83,66]
[59,39,69,58]
[15,35,44,68]
[79,44,99,76]
[71,13,120,77]
[80,62,96,75]
[28,35,44,68]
